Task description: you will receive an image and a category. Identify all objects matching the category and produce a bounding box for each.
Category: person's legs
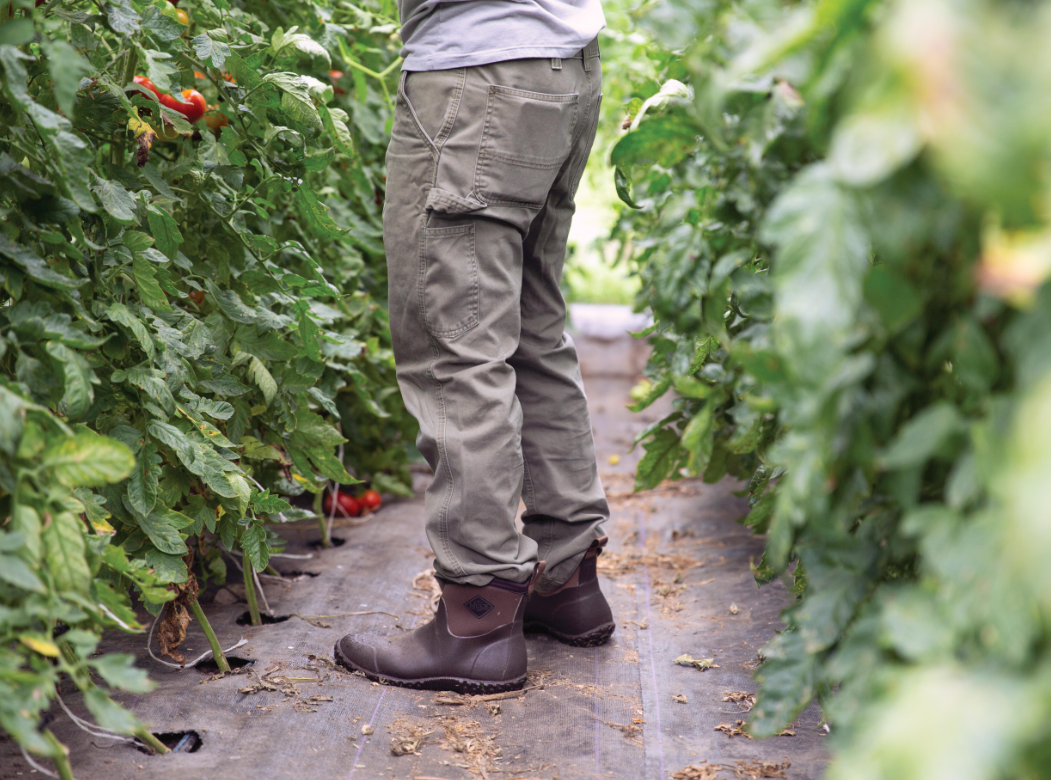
[512,43,609,594]
[336,45,610,690]
[383,52,603,586]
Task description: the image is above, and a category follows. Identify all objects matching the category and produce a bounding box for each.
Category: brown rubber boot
[524,537,615,647]
[334,573,537,694]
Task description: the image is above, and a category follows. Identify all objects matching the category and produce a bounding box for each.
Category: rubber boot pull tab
[528,560,547,594]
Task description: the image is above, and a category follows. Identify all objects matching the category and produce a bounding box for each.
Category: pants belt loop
[582,53,590,72]
[551,57,562,70]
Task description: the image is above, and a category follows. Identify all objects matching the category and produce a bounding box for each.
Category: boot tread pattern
[523,620,615,647]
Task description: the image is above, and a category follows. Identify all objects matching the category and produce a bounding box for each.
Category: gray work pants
[382,40,608,591]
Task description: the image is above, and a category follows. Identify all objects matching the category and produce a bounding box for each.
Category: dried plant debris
[672,760,791,780]
[651,578,689,613]
[722,691,756,711]
[673,693,688,703]
[734,760,791,778]
[410,568,442,616]
[675,654,719,671]
[388,713,508,776]
[236,662,335,712]
[198,665,253,684]
[729,603,740,615]
[388,717,432,756]
[305,654,346,675]
[714,720,751,738]
[615,721,644,741]
[598,549,697,578]
[434,714,504,776]
[158,558,199,662]
[672,763,721,780]
[604,475,707,502]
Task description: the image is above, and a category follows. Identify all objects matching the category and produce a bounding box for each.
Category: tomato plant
[0,0,414,772]
[611,0,1051,776]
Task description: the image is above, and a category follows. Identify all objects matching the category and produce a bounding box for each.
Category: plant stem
[313,490,330,548]
[134,728,170,755]
[264,563,281,577]
[188,598,230,673]
[42,729,74,780]
[111,47,140,165]
[242,550,261,626]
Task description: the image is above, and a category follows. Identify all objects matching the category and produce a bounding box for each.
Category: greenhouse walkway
[0,306,828,780]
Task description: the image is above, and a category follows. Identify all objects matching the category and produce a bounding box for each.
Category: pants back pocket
[475,86,579,209]
[419,223,479,339]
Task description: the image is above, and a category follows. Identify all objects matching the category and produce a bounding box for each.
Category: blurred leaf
[879,403,962,470]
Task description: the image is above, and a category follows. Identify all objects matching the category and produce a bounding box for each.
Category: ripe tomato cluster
[322,489,382,518]
[133,76,206,124]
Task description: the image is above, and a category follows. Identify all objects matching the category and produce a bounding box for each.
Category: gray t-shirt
[398,0,605,71]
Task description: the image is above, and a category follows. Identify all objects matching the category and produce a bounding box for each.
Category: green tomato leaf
[88,654,155,693]
[139,510,188,556]
[0,553,45,593]
[42,432,136,487]
[92,177,137,223]
[132,252,172,312]
[44,511,92,592]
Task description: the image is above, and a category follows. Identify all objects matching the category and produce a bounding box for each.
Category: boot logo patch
[463,596,494,618]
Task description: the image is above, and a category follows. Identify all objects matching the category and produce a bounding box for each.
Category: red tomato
[328,70,346,96]
[132,78,205,124]
[194,70,206,79]
[359,489,382,511]
[188,290,205,305]
[323,491,360,518]
[159,89,206,124]
[133,75,162,100]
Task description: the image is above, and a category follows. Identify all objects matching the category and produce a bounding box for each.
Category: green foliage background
[0,0,413,768]
[611,0,1051,777]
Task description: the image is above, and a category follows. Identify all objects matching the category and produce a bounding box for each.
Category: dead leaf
[157,602,190,663]
[714,720,751,739]
[673,693,688,703]
[671,761,721,780]
[675,654,718,671]
[722,691,756,711]
[158,562,198,663]
[729,603,739,615]
[734,759,791,778]
[128,114,155,168]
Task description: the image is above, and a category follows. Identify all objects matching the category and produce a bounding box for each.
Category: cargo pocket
[419,223,479,339]
[474,86,579,209]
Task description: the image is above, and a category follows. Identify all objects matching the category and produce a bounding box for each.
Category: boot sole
[332,641,526,695]
[523,621,616,647]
